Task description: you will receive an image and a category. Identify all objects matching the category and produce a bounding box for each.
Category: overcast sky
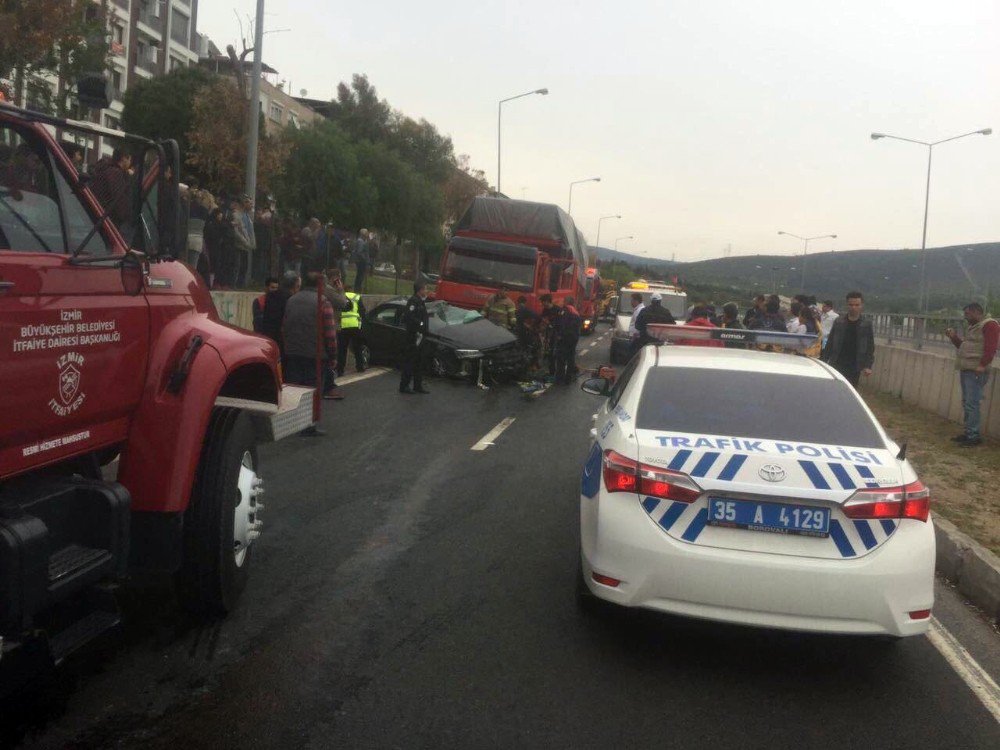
[197,0,998,262]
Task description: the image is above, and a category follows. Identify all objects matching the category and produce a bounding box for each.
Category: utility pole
[244,0,265,223]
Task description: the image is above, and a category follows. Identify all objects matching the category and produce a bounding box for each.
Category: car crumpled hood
[430,318,517,351]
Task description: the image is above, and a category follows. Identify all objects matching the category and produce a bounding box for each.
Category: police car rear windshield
[636,368,884,448]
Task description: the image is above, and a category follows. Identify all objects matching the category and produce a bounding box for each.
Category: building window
[111,69,124,99]
[171,10,190,45]
[104,114,122,131]
[288,111,299,129]
[269,103,283,123]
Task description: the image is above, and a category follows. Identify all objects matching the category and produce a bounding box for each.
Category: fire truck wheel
[177,408,260,616]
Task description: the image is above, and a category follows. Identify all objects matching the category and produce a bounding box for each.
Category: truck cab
[0,103,307,695]
[436,198,593,330]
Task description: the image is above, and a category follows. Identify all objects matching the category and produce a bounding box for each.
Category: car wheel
[176,408,261,616]
[429,350,460,378]
[359,342,372,368]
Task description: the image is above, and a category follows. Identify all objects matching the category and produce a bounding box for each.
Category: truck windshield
[441,247,535,292]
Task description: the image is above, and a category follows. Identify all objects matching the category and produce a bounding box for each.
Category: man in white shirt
[627,293,645,339]
[820,300,839,346]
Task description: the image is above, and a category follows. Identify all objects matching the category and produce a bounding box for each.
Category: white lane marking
[471,417,516,451]
[338,367,390,385]
[928,617,1000,723]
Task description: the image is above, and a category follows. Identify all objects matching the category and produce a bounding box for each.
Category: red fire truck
[436,197,600,334]
[0,102,312,695]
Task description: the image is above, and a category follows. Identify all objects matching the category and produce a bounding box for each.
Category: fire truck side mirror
[120,252,146,296]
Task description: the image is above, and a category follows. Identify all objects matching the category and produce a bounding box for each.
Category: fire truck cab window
[0,124,109,255]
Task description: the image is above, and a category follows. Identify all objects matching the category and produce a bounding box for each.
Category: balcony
[137,8,163,35]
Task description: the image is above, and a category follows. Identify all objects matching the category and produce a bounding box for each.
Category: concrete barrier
[866,340,1000,439]
[210,291,399,332]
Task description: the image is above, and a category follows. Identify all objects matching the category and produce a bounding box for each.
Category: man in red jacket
[681,305,724,347]
[946,302,999,447]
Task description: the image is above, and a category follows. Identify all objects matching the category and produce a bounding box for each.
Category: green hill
[672,242,999,313]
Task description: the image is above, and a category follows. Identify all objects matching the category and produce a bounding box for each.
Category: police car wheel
[177,408,256,616]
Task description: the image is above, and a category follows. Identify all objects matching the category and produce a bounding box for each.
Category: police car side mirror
[581,377,611,396]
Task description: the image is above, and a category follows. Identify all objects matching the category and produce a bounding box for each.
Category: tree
[443,154,490,226]
[0,0,109,114]
[122,66,214,167]
[0,0,77,83]
[186,78,288,195]
[275,120,376,229]
[327,74,393,144]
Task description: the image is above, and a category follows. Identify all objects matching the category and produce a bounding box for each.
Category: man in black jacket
[822,290,875,388]
[632,293,676,357]
[400,281,430,394]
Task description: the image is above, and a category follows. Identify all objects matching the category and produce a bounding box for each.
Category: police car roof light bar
[645,324,820,351]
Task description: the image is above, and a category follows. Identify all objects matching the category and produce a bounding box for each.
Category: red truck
[436,197,600,334]
[0,103,311,695]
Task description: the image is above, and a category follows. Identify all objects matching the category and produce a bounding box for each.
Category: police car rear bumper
[580,494,935,637]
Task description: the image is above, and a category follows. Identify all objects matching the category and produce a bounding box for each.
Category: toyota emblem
[759,464,786,483]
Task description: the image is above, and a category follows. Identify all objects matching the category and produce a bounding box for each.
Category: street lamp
[567,177,600,214]
[871,127,992,312]
[777,231,837,290]
[496,87,548,197]
[614,236,634,251]
[595,214,620,249]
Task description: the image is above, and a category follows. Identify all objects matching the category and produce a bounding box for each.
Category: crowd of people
[480,286,583,385]
[617,290,876,388]
[249,267,369,433]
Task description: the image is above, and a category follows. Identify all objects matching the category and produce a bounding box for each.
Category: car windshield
[441,247,536,292]
[429,301,483,325]
[636,368,884,448]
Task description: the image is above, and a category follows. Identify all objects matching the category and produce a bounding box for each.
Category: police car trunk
[604,346,920,562]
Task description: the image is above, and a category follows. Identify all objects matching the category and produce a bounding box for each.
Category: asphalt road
[13,326,1000,749]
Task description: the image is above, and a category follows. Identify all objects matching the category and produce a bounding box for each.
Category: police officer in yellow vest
[481,286,516,330]
[336,284,368,377]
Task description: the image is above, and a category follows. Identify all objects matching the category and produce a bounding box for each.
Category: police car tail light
[638,465,701,503]
[842,481,930,522]
[603,450,639,492]
[602,450,701,502]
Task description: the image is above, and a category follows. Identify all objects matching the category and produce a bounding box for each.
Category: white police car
[578,326,935,637]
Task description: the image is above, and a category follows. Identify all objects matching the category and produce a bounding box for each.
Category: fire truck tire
[176,408,257,616]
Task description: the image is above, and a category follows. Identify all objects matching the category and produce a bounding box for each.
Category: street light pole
[595,214,620,249]
[567,176,600,214]
[871,127,991,312]
[614,236,634,251]
[777,231,837,290]
[496,87,548,197]
[243,0,266,282]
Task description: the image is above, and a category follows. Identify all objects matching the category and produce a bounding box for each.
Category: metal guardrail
[870,313,970,352]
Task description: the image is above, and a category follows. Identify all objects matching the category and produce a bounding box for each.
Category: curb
[935,516,1000,624]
